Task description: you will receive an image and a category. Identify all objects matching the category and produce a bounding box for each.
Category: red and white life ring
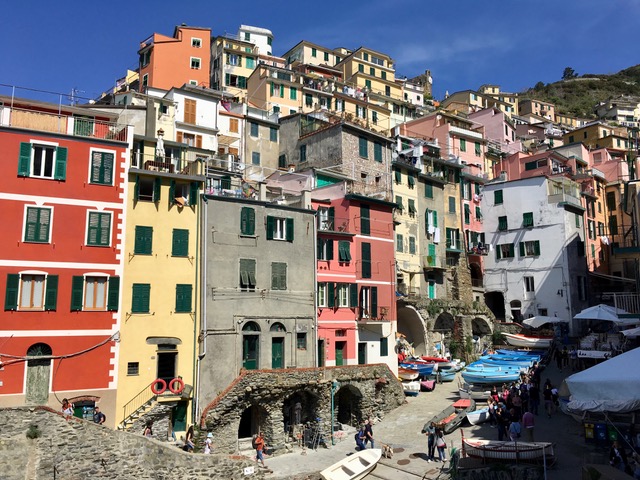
[151,378,167,394]
[168,377,185,395]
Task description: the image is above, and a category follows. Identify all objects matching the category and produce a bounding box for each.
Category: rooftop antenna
[69,87,85,106]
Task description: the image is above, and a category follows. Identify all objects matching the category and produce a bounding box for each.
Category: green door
[358,343,367,365]
[428,280,435,299]
[172,401,188,432]
[317,339,325,367]
[271,337,284,369]
[335,341,346,366]
[243,335,259,370]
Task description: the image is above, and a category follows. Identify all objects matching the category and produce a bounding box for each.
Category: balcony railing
[2,106,129,142]
[318,217,350,233]
[467,244,489,256]
[358,306,390,322]
[421,256,447,269]
[131,152,203,176]
[471,278,484,288]
[607,293,640,316]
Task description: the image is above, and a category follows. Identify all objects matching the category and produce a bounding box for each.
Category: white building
[482,175,589,336]
[237,25,274,56]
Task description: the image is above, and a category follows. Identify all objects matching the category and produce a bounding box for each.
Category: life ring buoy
[168,377,185,395]
[151,378,167,394]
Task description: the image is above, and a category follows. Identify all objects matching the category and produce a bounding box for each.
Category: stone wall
[201,364,405,454]
[0,406,264,480]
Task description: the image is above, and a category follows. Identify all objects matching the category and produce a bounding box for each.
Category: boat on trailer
[320,448,382,480]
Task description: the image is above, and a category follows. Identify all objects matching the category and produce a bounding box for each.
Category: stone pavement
[264,358,605,480]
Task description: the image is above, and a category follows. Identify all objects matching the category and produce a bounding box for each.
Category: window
[134,176,161,203]
[520,240,541,257]
[317,282,328,307]
[361,242,371,278]
[229,118,239,133]
[359,286,378,318]
[190,57,201,69]
[18,142,67,180]
[183,99,196,124]
[244,32,250,41]
[475,142,481,156]
[380,337,388,356]
[374,142,382,162]
[317,206,334,231]
[251,151,261,165]
[86,211,111,246]
[24,206,52,243]
[524,276,535,294]
[606,192,616,211]
[311,47,317,57]
[239,259,257,291]
[498,216,508,231]
[372,111,378,125]
[369,67,375,76]
[134,226,153,255]
[494,189,503,205]
[278,154,287,169]
[358,64,364,73]
[476,206,482,220]
[338,241,351,262]
[131,283,150,313]
[169,181,198,207]
[395,170,402,184]
[425,183,433,198]
[609,215,618,235]
[250,122,259,137]
[396,234,404,253]
[360,205,370,235]
[305,93,313,107]
[227,54,240,66]
[300,145,307,162]
[271,262,287,290]
[365,79,372,89]
[172,229,189,256]
[337,284,349,307]
[408,173,415,189]
[395,196,404,213]
[290,87,297,100]
[460,138,466,152]
[11,274,51,310]
[317,238,334,260]
[356,105,366,119]
[127,362,139,376]
[297,332,307,350]
[446,228,460,250]
[245,57,255,69]
[408,199,417,216]
[464,204,471,224]
[240,207,255,236]
[270,127,278,142]
[409,236,416,254]
[84,276,107,310]
[89,151,114,185]
[381,71,386,80]
[175,284,193,312]
[266,216,294,241]
[448,196,456,213]
[495,243,515,259]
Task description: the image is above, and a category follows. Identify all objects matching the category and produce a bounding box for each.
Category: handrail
[121,380,157,426]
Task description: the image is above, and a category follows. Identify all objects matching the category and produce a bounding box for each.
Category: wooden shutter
[286,218,294,242]
[172,229,189,257]
[153,177,161,203]
[425,183,433,198]
[534,240,541,256]
[196,135,202,149]
[360,205,370,235]
[339,241,351,262]
[409,237,416,254]
[380,337,388,356]
[495,190,503,204]
[266,216,274,240]
[54,147,67,180]
[496,246,502,260]
[175,284,192,312]
[132,284,150,313]
[349,284,358,308]
[326,239,334,260]
[189,182,198,206]
[519,242,525,257]
[18,142,31,176]
[327,282,335,307]
[5,274,20,311]
[241,207,255,235]
[107,276,120,311]
[271,263,286,290]
[370,287,378,318]
[508,243,515,257]
[44,275,58,311]
[361,243,371,278]
[433,211,438,228]
[135,226,153,255]
[102,152,114,184]
[70,276,84,311]
[168,180,176,208]
[177,132,184,144]
[184,99,196,124]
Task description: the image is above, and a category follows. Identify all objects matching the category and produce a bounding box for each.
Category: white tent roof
[523,316,568,329]
[621,326,640,338]
[566,347,640,413]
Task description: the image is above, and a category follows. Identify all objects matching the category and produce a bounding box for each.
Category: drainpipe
[194,195,208,424]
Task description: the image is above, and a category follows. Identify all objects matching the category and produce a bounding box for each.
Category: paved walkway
[263,359,603,480]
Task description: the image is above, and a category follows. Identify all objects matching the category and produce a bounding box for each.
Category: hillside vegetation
[521,65,640,119]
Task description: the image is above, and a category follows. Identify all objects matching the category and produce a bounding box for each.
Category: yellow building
[115,139,204,438]
[478,84,519,116]
[563,122,631,154]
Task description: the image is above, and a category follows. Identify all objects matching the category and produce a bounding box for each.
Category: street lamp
[330,380,339,446]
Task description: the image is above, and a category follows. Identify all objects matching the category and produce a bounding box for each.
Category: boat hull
[502,333,553,349]
[461,370,521,384]
[422,399,476,435]
[466,407,490,425]
[320,448,382,480]
[463,439,554,461]
[402,380,420,396]
[399,362,435,377]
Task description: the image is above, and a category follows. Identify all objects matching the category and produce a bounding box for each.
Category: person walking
[364,419,375,449]
[543,383,554,418]
[528,383,540,416]
[610,440,629,472]
[496,405,509,441]
[425,421,437,462]
[354,424,366,451]
[204,432,213,454]
[508,409,522,442]
[92,406,106,425]
[522,411,535,442]
[435,430,447,462]
[254,431,267,468]
[569,346,579,371]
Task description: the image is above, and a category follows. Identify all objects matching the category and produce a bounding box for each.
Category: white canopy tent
[523,316,568,329]
[566,347,640,413]
[621,326,640,338]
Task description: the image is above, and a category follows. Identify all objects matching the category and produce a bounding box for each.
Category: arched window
[242,321,261,332]
[270,322,286,333]
[26,343,52,366]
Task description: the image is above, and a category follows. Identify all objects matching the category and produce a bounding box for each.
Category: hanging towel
[433,228,441,244]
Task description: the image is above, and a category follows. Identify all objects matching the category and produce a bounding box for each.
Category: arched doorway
[238,403,268,439]
[471,317,493,353]
[282,390,319,434]
[25,343,52,405]
[242,322,260,370]
[396,304,427,355]
[270,322,286,369]
[334,384,363,427]
[510,300,523,323]
[469,262,483,288]
[485,291,506,321]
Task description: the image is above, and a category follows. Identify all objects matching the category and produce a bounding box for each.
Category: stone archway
[282,390,319,434]
[334,384,363,427]
[238,403,269,439]
[396,304,428,355]
[485,291,506,321]
[433,312,454,332]
[471,317,493,353]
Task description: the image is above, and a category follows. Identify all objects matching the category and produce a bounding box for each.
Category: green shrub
[26,425,41,439]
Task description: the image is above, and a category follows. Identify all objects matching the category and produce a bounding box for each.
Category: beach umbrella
[621,326,640,337]
[573,304,627,323]
[523,316,568,329]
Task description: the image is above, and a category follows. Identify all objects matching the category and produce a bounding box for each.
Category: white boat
[502,333,553,349]
[402,380,420,396]
[466,407,490,425]
[320,448,382,480]
[398,367,419,381]
[459,382,492,401]
[462,438,555,461]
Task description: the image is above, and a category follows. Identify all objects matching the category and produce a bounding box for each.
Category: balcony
[1,106,129,142]
[247,106,279,123]
[131,152,203,176]
[471,278,484,288]
[607,293,640,317]
[467,244,489,256]
[358,306,390,322]
[449,125,483,140]
[421,255,447,270]
[318,217,350,233]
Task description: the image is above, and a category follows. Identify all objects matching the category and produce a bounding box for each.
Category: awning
[217,134,240,147]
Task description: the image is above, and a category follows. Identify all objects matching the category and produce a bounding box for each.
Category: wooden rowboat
[462,438,555,461]
[398,367,419,381]
[402,380,420,396]
[320,448,382,480]
[502,333,553,349]
[466,407,490,425]
[458,382,491,401]
[422,399,476,435]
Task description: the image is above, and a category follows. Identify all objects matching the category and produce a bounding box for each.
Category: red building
[313,183,397,372]
[0,97,131,426]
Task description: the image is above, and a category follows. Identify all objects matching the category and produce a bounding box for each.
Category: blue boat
[485,354,540,363]
[399,362,435,377]
[427,369,457,382]
[495,349,545,357]
[465,362,526,373]
[461,369,521,384]
[479,356,537,367]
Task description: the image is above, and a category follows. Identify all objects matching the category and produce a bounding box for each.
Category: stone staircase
[117,396,157,431]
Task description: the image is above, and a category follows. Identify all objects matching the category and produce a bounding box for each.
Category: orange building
[138,25,211,92]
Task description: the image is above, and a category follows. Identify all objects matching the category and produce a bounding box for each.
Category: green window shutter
[270,82,274,96]
[494,189,503,205]
[266,216,274,240]
[396,234,403,252]
[280,85,284,98]
[425,183,433,198]
[339,240,351,261]
[271,262,287,290]
[107,276,120,311]
[370,287,378,318]
[134,226,153,255]
[464,204,471,224]
[360,205,370,235]
[523,212,533,227]
[172,229,189,257]
[408,174,415,187]
[474,183,481,195]
[134,175,140,202]
[359,137,368,157]
[476,206,482,220]
[132,284,150,313]
[349,284,358,307]
[498,216,507,231]
[189,182,198,206]
[449,196,456,213]
[519,242,525,257]
[374,142,382,162]
[175,284,192,312]
[25,207,50,243]
[328,207,335,229]
[409,237,416,254]
[290,87,297,100]
[433,211,438,228]
[395,170,402,184]
[380,337,388,356]
[460,138,466,152]
[475,142,481,156]
[395,196,403,212]
[53,147,67,180]
[18,142,31,176]
[286,218,294,242]
[509,243,515,257]
[168,180,176,208]
[428,244,436,266]
[361,243,371,278]
[70,276,84,311]
[87,212,111,246]
[326,239,334,260]
[44,275,58,311]
[317,238,324,260]
[241,207,256,235]
[496,246,502,260]
[534,240,541,256]
[153,177,161,203]
[327,282,335,307]
[5,274,20,311]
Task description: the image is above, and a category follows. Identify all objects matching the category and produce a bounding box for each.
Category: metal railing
[121,381,157,427]
[131,152,203,176]
[1,106,128,142]
[358,306,391,322]
[607,293,640,315]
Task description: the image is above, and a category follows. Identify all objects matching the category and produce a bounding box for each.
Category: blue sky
[2,0,638,104]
